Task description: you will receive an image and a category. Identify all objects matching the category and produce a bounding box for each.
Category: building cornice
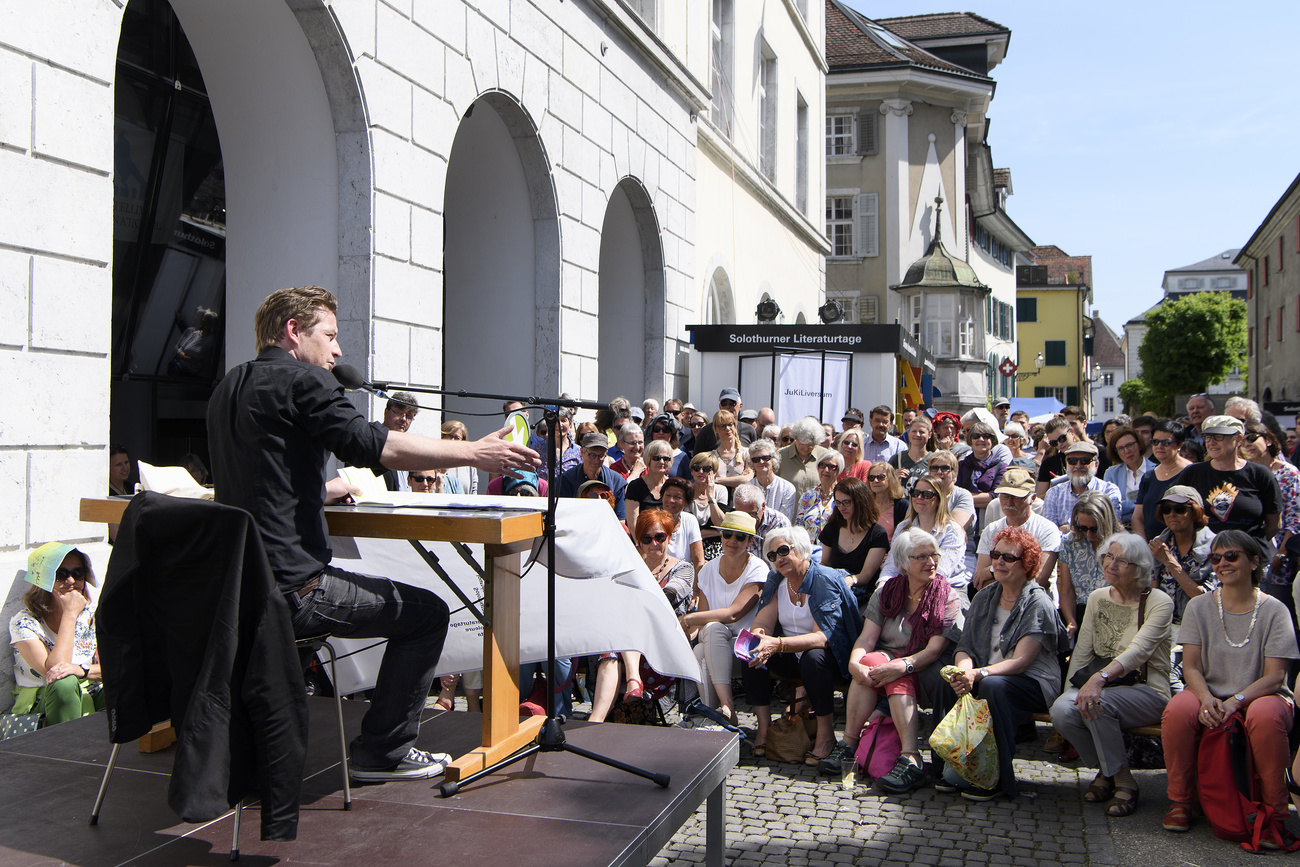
[1235,170,1300,263]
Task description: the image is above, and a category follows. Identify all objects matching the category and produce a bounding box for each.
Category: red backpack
[1197,711,1300,853]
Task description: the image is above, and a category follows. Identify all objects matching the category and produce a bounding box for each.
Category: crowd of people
[16,340,1300,848]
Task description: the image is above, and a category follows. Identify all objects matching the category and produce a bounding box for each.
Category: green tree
[1118,377,1170,417]
[1136,291,1246,408]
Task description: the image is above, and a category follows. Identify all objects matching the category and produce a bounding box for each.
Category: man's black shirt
[207,347,389,591]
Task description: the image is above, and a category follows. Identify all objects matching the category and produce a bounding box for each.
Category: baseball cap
[1202,415,1245,436]
[739,409,758,422]
[993,397,1011,409]
[628,406,645,422]
[841,409,864,424]
[993,467,1035,497]
[580,432,609,450]
[1160,485,1204,507]
[577,479,612,497]
[718,387,741,404]
[1064,441,1099,457]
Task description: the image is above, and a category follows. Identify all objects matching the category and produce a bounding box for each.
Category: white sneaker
[350,747,451,782]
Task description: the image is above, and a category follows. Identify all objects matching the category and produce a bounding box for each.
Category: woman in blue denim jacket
[742,525,862,764]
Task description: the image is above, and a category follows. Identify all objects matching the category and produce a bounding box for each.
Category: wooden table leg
[444,547,542,781]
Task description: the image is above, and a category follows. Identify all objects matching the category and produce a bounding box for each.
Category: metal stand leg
[320,641,352,809]
[230,799,242,861]
[89,742,121,825]
[706,781,725,867]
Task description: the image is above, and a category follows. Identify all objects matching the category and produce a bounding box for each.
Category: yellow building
[1014,246,1094,412]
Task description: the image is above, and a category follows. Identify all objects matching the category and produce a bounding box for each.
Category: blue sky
[842,0,1300,332]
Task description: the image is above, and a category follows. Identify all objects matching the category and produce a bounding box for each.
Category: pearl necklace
[1216,588,1262,649]
[786,575,805,607]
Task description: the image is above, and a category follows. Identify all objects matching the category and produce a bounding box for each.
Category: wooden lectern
[79,497,546,783]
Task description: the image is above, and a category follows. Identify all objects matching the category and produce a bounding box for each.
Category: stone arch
[702,256,736,325]
[443,91,560,423]
[598,177,666,401]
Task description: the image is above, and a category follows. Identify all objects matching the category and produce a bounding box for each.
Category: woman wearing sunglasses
[10,543,104,726]
[1057,492,1120,640]
[742,526,861,762]
[1132,420,1193,540]
[827,527,965,791]
[835,428,872,482]
[679,512,767,724]
[942,527,1064,801]
[1148,486,1215,646]
[866,464,908,543]
[1174,416,1281,548]
[1050,533,1173,818]
[1160,531,1299,833]
[688,453,728,561]
[625,439,676,528]
[795,451,843,541]
[878,474,970,595]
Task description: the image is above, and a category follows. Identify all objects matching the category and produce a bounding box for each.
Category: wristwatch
[1099,671,1110,683]
[80,665,89,677]
[980,668,990,681]
[1235,693,1246,703]
[904,658,915,674]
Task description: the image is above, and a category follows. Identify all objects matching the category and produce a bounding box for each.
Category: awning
[1009,396,1064,423]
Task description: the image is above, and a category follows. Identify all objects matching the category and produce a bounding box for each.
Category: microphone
[332,363,367,390]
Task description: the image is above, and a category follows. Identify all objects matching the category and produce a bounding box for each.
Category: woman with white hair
[747,437,797,522]
[825,528,964,791]
[777,416,833,501]
[1049,532,1173,818]
[1002,422,1036,472]
[741,526,861,762]
[607,422,645,480]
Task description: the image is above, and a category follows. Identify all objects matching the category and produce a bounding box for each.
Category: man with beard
[1041,442,1122,531]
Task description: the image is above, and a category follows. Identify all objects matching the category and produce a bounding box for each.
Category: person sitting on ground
[1042,441,1123,531]
[820,477,890,606]
[678,511,767,724]
[588,509,695,722]
[926,449,975,537]
[747,437,797,522]
[625,439,675,528]
[796,451,843,540]
[1160,531,1299,833]
[1002,422,1036,472]
[879,474,970,596]
[940,527,1064,801]
[1050,532,1174,819]
[1103,426,1154,528]
[1057,492,1121,640]
[485,469,545,496]
[9,544,103,726]
[828,528,964,791]
[866,463,908,542]
[660,476,705,574]
[1173,414,1281,548]
[742,526,862,763]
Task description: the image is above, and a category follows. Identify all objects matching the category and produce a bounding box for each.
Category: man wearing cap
[1147,485,1216,629]
[861,405,905,465]
[733,483,791,559]
[558,432,628,520]
[973,467,1062,591]
[992,397,1011,431]
[842,408,865,432]
[1171,414,1281,545]
[739,408,760,441]
[1041,442,1122,531]
[689,388,756,455]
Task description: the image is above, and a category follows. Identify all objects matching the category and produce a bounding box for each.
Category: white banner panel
[776,353,850,426]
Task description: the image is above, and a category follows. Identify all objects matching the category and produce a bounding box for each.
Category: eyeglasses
[909,552,940,562]
[1116,440,1140,453]
[1151,437,1176,448]
[988,551,1023,564]
[766,545,794,562]
[1158,502,1189,516]
[639,532,669,545]
[1066,456,1094,467]
[720,529,753,541]
[818,462,838,472]
[1244,432,1265,444]
[1205,433,1236,443]
[1210,550,1246,565]
[970,432,994,442]
[781,436,795,444]
[834,497,853,508]
[1072,522,1099,536]
[1050,433,1071,447]
[409,474,437,484]
[650,455,673,463]
[867,474,887,482]
[55,566,88,582]
[911,489,938,500]
[750,455,773,464]
[1100,553,1133,568]
[388,408,418,420]
[930,465,955,474]
[690,420,707,429]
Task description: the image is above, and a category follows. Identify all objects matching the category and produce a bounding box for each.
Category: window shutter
[857,193,878,257]
[862,295,878,324]
[1066,386,1079,407]
[1034,386,1045,398]
[858,111,877,156]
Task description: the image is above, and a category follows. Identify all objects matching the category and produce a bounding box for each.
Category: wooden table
[80,497,547,783]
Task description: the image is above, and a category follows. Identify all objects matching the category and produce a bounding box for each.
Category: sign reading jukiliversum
[685,324,932,371]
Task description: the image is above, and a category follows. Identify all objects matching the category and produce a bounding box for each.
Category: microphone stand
[339,376,670,796]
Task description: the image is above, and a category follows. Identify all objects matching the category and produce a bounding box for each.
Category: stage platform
[0,699,737,867]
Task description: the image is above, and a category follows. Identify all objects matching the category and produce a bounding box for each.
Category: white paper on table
[137,461,210,499]
[336,465,391,502]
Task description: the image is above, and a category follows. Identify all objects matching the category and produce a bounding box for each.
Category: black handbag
[1068,590,1149,689]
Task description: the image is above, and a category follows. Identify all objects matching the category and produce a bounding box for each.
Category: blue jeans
[288,566,449,769]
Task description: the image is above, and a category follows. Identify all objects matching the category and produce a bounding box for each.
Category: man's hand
[471,426,541,478]
[325,478,361,504]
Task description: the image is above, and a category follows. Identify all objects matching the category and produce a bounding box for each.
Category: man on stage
[207,285,538,782]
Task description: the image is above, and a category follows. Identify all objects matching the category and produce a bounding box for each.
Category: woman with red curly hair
[940,526,1065,801]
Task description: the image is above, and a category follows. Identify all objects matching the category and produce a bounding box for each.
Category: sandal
[752,743,766,758]
[1083,775,1115,803]
[1106,786,1139,818]
[623,678,646,702]
[434,697,453,712]
[804,747,833,767]
[1162,801,1192,832]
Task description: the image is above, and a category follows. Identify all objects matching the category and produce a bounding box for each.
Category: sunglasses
[650,455,673,463]
[1158,502,1189,516]
[1072,522,1099,535]
[750,455,773,464]
[691,466,713,473]
[1050,433,1070,447]
[1210,550,1246,565]
[55,566,88,581]
[639,532,669,545]
[781,436,795,443]
[1244,432,1265,444]
[867,474,887,482]
[841,441,860,449]
[409,474,437,483]
[970,432,994,441]
[652,426,673,434]
[1066,456,1094,466]
[930,465,955,473]
[988,551,1023,563]
[690,421,707,428]
[766,544,794,562]
[911,489,938,500]
[1151,437,1176,448]
[720,529,753,541]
